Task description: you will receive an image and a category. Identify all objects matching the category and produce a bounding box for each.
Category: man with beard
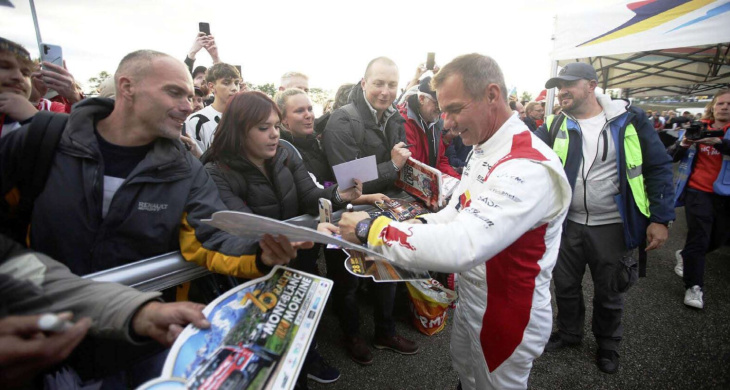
[535,62,674,374]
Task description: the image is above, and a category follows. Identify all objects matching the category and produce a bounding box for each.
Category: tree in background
[520,91,533,103]
[250,82,276,98]
[308,87,332,106]
[88,71,111,93]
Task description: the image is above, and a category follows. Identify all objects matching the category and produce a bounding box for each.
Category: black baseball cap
[418,76,437,101]
[545,62,598,89]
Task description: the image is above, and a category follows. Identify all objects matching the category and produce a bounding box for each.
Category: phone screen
[199,22,210,35]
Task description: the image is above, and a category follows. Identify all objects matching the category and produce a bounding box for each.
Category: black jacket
[0,98,268,278]
[523,116,538,132]
[280,129,335,184]
[204,141,345,224]
[321,83,405,194]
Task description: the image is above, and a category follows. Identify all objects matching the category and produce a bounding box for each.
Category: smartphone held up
[40,43,63,68]
[199,22,210,36]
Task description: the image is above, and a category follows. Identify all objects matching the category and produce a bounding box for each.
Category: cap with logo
[545,62,598,89]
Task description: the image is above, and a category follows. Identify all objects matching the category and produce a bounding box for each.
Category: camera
[684,121,724,141]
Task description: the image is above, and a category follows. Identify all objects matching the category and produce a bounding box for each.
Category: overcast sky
[1,0,613,96]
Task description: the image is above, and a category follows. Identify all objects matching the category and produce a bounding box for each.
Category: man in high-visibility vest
[535,62,675,374]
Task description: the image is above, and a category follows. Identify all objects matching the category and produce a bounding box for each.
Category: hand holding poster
[139,267,332,390]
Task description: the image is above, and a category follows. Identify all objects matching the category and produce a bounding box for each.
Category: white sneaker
[684,285,703,309]
[674,250,683,277]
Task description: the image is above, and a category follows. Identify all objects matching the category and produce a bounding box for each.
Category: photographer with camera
[669,89,730,309]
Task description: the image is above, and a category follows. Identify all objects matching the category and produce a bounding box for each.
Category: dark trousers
[553,221,627,351]
[681,189,730,289]
[324,249,396,338]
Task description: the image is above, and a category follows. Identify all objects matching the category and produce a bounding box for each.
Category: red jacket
[398,103,461,179]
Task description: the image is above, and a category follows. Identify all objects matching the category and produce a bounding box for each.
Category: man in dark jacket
[0,50,304,383]
[1,50,299,278]
[321,57,418,365]
[322,57,411,194]
[536,62,675,374]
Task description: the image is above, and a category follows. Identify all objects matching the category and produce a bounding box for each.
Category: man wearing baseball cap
[536,62,675,373]
[398,76,461,178]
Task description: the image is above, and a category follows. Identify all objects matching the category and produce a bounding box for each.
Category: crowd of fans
[1,32,729,390]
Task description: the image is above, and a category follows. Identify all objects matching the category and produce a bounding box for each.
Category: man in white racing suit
[340,54,571,390]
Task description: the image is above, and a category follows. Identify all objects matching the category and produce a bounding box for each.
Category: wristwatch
[355,218,373,244]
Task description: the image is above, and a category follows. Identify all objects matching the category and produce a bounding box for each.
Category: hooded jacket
[535,94,675,249]
[321,82,406,194]
[0,98,269,278]
[398,99,461,179]
[0,234,161,344]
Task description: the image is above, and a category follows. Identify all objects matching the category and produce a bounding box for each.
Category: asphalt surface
[309,206,730,390]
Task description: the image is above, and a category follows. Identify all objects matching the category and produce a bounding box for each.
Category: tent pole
[29,0,43,57]
[546,59,558,116]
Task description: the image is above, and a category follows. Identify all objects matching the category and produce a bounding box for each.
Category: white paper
[332,155,378,189]
[202,211,430,282]
[204,211,385,261]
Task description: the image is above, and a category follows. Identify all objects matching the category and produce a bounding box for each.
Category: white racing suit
[366,115,571,389]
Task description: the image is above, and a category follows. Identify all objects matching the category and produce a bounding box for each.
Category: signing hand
[391,142,412,169]
[132,301,210,346]
[645,222,668,251]
[337,179,363,202]
[0,313,91,387]
[0,92,38,122]
[338,211,370,244]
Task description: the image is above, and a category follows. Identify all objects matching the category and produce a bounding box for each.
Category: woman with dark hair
[204,91,360,385]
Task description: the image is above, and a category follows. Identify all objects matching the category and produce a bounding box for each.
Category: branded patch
[378,226,416,251]
[138,202,168,212]
[456,191,472,211]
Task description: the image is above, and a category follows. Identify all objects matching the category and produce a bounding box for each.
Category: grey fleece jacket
[0,234,161,344]
[566,93,627,226]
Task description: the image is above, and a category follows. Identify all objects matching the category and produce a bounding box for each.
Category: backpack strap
[548,113,565,148]
[22,111,68,200]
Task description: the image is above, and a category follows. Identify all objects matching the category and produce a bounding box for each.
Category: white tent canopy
[548,0,730,103]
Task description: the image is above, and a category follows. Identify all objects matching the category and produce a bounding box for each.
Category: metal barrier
[83,203,378,291]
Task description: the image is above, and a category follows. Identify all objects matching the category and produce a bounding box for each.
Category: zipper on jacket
[601,130,608,162]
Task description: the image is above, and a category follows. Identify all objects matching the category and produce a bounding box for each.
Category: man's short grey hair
[364,57,398,79]
[114,50,172,84]
[274,88,307,118]
[280,71,309,87]
[431,53,508,102]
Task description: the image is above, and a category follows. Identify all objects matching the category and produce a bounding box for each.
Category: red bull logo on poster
[378,225,416,251]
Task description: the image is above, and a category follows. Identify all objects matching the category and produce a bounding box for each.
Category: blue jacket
[535,97,675,249]
[669,122,730,206]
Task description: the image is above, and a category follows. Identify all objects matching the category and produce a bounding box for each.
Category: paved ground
[310,206,730,389]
